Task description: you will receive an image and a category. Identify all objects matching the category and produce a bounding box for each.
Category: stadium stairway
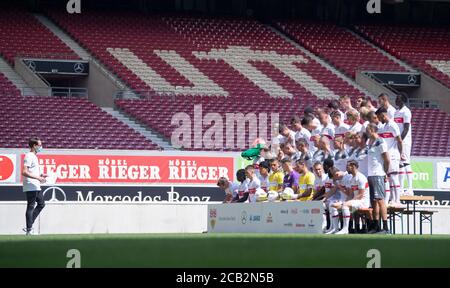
[345,29,414,72]
[34,13,178,149]
[33,14,90,60]
[34,13,138,99]
[0,57,35,96]
[267,25,373,99]
[102,107,175,150]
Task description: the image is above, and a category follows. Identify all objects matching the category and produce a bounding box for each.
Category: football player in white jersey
[217,177,240,203]
[378,93,396,119]
[245,165,263,203]
[300,116,318,152]
[290,115,303,134]
[355,96,365,109]
[351,132,369,177]
[258,161,271,193]
[280,142,298,165]
[367,111,383,129]
[313,136,333,165]
[312,162,328,201]
[361,98,377,112]
[395,92,413,196]
[328,100,346,121]
[291,116,312,146]
[304,106,322,133]
[333,136,350,172]
[345,132,358,162]
[318,110,335,141]
[325,166,352,234]
[350,132,371,233]
[295,138,314,170]
[233,169,250,203]
[302,115,321,142]
[339,95,356,125]
[376,107,404,207]
[331,110,350,140]
[346,109,363,134]
[366,124,391,233]
[359,106,371,130]
[312,162,329,231]
[274,123,296,148]
[332,160,371,234]
[295,127,314,156]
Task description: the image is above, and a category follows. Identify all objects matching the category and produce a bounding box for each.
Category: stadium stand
[355,25,450,89]
[0,8,159,150]
[0,8,79,63]
[47,11,365,150]
[0,8,449,155]
[275,21,408,78]
[410,108,450,157]
[0,92,158,150]
[0,72,21,98]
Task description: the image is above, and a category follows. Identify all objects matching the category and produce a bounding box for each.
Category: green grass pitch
[1,233,450,268]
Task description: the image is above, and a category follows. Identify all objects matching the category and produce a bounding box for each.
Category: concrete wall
[1,202,449,235]
[14,58,50,96]
[356,71,396,101]
[410,73,450,114]
[0,202,208,234]
[87,58,124,107]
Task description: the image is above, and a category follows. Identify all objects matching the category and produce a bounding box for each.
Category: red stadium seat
[276,20,407,79]
[354,24,450,90]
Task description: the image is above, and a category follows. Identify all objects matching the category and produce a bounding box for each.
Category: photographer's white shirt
[23,152,41,192]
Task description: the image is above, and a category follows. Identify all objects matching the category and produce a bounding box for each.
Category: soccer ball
[267,191,279,202]
[255,188,268,202]
[281,187,295,200]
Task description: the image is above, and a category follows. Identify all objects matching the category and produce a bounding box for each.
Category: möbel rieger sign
[20,154,234,184]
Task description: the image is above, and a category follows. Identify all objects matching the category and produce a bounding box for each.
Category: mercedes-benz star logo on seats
[74,62,85,73]
[42,186,67,202]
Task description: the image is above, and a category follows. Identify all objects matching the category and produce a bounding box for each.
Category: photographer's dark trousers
[25,190,45,230]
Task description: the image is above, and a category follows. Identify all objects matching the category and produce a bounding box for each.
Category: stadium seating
[355,25,450,89]
[1,9,447,155]
[0,9,159,150]
[410,108,450,157]
[0,73,21,98]
[0,8,79,64]
[47,11,365,150]
[0,95,158,150]
[276,21,407,78]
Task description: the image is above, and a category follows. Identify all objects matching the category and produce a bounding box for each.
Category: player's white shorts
[325,193,346,206]
[388,152,400,174]
[346,199,370,212]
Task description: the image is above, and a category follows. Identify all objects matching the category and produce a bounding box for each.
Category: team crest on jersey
[356,147,369,158]
[334,151,348,160]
